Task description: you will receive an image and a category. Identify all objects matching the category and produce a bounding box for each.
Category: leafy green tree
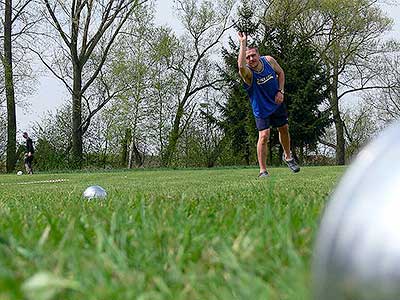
[364,53,400,123]
[342,105,380,160]
[309,0,393,164]
[146,27,181,164]
[94,7,172,168]
[32,103,72,168]
[172,93,226,167]
[34,138,69,170]
[160,0,235,166]
[36,0,149,168]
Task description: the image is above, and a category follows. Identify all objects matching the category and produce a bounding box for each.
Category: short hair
[22,132,28,137]
[246,45,259,53]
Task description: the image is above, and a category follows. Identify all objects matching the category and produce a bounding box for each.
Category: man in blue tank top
[237,32,300,178]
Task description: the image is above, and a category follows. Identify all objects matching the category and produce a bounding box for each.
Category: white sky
[15,0,400,136]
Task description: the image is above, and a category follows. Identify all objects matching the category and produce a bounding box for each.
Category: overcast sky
[16,0,400,137]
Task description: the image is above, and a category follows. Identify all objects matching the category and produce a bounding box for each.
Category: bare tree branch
[43,0,72,47]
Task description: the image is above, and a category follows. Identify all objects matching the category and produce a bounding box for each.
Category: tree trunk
[331,67,346,165]
[71,63,83,168]
[121,128,131,167]
[334,113,346,165]
[4,0,16,173]
[163,103,184,166]
[102,139,108,169]
[128,137,143,168]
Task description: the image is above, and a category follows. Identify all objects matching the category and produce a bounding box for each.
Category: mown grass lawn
[0,166,345,300]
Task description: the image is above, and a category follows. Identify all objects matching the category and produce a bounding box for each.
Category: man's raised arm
[237,32,252,85]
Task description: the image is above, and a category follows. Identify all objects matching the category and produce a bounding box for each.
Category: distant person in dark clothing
[22,132,34,174]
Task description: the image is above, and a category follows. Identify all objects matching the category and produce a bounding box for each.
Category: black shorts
[24,155,34,165]
[255,104,288,131]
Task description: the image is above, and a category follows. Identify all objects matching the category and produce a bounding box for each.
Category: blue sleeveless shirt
[244,56,280,118]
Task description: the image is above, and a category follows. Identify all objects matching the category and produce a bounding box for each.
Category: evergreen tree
[219,0,331,164]
[234,1,259,36]
[218,40,257,165]
[211,1,260,165]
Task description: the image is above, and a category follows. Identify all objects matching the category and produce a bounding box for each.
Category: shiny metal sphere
[313,121,400,300]
[83,185,107,200]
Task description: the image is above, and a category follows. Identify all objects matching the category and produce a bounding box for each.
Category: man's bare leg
[278,124,300,172]
[257,129,270,174]
[278,124,292,160]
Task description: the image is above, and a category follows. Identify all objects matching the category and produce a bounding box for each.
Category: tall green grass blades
[0,166,345,299]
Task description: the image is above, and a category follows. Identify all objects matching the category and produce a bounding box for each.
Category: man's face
[246,48,260,69]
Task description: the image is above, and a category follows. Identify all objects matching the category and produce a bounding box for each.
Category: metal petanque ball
[17,171,23,176]
[313,121,400,300]
[83,185,107,200]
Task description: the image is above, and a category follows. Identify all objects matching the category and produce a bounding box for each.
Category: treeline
[0,0,399,172]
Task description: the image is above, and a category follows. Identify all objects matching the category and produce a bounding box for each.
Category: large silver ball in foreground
[83,185,107,200]
[313,121,400,300]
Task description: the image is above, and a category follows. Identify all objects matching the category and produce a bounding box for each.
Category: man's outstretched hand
[237,32,247,43]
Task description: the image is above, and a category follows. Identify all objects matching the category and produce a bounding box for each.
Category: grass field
[0,166,345,300]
